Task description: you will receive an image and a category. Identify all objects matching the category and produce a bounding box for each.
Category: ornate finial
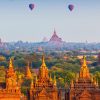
[54,74,57,86]
[50,73,52,82]
[79,56,90,79]
[9,58,13,68]
[41,54,46,67]
[83,55,87,67]
[26,62,32,79]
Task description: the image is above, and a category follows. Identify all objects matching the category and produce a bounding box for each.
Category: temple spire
[41,54,46,67]
[50,73,52,82]
[25,62,32,79]
[82,55,87,67]
[53,74,57,86]
[79,56,90,79]
[39,54,49,79]
[9,58,13,68]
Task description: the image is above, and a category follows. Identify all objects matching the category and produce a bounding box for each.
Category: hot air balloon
[68,4,74,11]
[29,4,35,10]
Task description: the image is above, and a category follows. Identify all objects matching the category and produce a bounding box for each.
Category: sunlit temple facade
[0,55,100,100]
[0,58,24,100]
[28,55,61,100]
[68,56,100,100]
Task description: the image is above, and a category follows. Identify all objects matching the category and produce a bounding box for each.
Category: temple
[0,58,24,100]
[49,29,62,43]
[67,56,100,100]
[79,56,90,79]
[28,55,61,100]
[25,62,32,79]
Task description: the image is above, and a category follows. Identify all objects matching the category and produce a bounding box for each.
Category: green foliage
[0,61,8,67]
[21,79,31,95]
[94,71,100,86]
[50,69,76,88]
[22,79,31,86]
[14,58,26,67]
[0,66,5,82]
[21,86,29,95]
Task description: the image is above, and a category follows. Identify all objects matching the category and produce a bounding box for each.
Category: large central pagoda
[49,29,62,43]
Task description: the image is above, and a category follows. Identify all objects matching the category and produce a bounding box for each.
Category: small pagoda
[0,58,25,100]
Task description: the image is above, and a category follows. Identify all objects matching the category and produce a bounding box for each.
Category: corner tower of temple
[7,58,14,75]
[79,56,90,79]
[6,58,16,82]
[25,62,32,79]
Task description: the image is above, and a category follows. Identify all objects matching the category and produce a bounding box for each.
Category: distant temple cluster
[0,55,100,100]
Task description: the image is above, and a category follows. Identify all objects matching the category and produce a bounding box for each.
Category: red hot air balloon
[68,4,74,11]
[29,4,35,10]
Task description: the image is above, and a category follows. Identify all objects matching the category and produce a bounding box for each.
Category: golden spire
[26,62,32,79]
[82,56,87,66]
[53,74,57,86]
[50,73,52,82]
[79,56,90,79]
[41,54,46,67]
[9,58,13,68]
[39,54,49,80]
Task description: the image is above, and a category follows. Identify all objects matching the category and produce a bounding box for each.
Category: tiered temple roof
[68,56,100,100]
[29,55,60,100]
[0,58,25,100]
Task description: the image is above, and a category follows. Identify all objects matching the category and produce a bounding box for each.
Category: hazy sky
[0,0,100,42]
